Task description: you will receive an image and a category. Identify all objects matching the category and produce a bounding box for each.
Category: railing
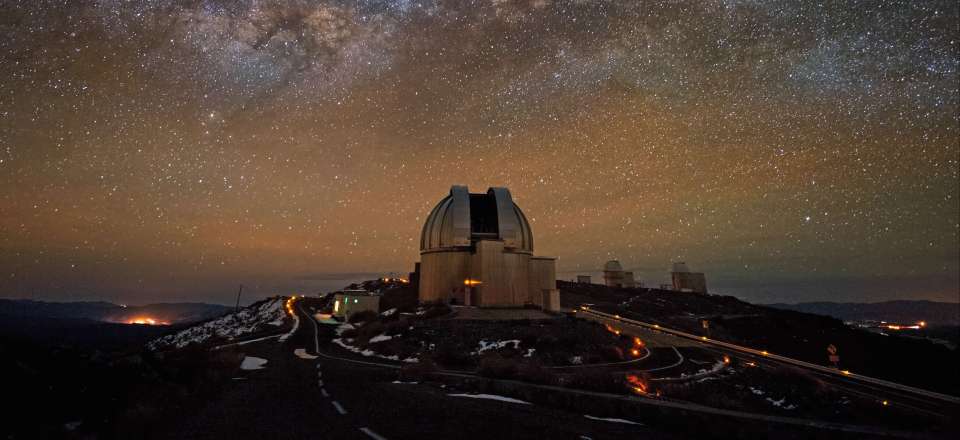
[577,306,960,405]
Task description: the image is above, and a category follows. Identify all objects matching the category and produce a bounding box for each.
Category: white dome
[603,260,624,272]
[420,186,533,253]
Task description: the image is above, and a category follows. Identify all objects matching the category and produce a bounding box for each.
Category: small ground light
[882,400,889,406]
[631,348,640,357]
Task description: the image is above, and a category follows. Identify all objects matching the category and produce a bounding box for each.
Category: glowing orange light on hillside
[633,337,644,347]
[626,374,648,394]
[127,317,169,325]
[918,321,926,327]
[761,351,769,356]
[723,355,731,364]
[464,279,483,287]
[841,370,852,376]
[631,348,640,357]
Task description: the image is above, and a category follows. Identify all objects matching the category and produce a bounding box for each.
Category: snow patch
[472,339,521,355]
[369,334,394,343]
[765,396,797,410]
[335,323,355,336]
[447,393,530,405]
[240,356,268,370]
[381,308,397,317]
[584,415,643,425]
[294,348,317,359]
[147,298,287,351]
[333,338,402,362]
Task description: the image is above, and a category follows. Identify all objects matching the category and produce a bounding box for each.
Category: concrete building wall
[604,270,624,287]
[672,272,707,293]
[541,289,560,312]
[419,250,471,303]
[529,257,557,307]
[622,271,636,288]
[471,240,530,307]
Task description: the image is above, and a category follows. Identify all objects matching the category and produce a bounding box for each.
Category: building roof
[420,185,533,253]
[603,260,624,272]
[672,262,690,273]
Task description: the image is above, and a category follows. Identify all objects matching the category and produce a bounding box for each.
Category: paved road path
[154,300,678,440]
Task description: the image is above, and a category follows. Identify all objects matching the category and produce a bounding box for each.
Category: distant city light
[127,316,168,325]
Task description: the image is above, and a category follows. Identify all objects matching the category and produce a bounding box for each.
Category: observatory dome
[603,260,624,272]
[420,186,533,253]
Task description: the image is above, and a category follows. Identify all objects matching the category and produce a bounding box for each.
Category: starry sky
[1,1,957,305]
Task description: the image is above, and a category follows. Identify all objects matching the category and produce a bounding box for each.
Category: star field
[1,1,957,304]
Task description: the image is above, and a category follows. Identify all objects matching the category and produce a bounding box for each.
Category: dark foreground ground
[4,293,956,439]
[148,299,676,440]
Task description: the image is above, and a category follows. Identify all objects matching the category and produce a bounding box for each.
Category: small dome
[603,260,624,272]
[420,186,533,253]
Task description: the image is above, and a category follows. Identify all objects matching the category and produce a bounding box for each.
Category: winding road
[153,298,676,440]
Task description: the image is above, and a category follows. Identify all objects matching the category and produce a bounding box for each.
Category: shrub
[379,286,419,313]
[355,321,385,345]
[477,354,519,379]
[535,334,559,350]
[340,328,358,339]
[420,304,452,320]
[519,330,540,348]
[516,360,557,385]
[599,345,624,362]
[564,370,626,394]
[383,318,410,336]
[398,359,439,382]
[431,341,472,367]
[348,310,379,324]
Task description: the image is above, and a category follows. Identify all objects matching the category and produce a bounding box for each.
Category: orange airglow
[127,317,168,325]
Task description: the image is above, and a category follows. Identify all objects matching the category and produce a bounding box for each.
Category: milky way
[1,1,957,304]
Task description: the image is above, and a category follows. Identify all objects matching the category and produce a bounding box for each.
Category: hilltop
[0,298,231,325]
[766,300,959,326]
[558,281,960,396]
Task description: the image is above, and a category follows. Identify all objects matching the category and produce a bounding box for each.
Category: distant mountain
[0,299,231,325]
[766,300,959,326]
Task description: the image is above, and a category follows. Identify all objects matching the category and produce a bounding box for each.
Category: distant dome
[603,260,624,272]
[420,186,533,253]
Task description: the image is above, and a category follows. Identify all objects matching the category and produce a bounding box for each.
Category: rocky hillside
[147,297,288,351]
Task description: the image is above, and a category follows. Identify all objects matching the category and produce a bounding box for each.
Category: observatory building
[417,185,559,311]
[603,260,636,288]
[671,262,707,293]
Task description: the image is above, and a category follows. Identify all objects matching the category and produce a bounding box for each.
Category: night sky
[1,1,957,305]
